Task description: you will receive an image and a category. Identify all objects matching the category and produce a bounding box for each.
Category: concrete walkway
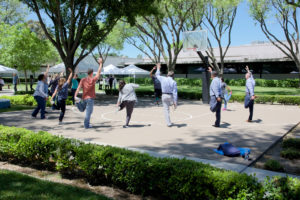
[1,96,300,181]
[0,89,14,96]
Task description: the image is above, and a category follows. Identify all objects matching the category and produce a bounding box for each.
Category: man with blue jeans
[75,58,103,129]
[12,73,18,93]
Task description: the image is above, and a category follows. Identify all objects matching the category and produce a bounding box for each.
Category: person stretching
[50,68,73,125]
[221,77,232,111]
[32,74,48,119]
[244,66,256,122]
[116,80,139,128]
[74,58,103,129]
[150,66,162,105]
[155,63,178,127]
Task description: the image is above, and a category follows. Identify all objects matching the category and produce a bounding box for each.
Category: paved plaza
[1,96,300,167]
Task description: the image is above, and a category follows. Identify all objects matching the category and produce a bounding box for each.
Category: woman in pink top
[75,58,103,129]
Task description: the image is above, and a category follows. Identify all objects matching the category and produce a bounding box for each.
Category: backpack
[218,143,241,157]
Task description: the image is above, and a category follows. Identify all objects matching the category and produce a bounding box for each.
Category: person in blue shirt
[209,67,222,127]
[71,73,79,105]
[50,68,73,125]
[12,73,18,93]
[244,66,256,122]
[155,63,178,127]
[150,66,162,105]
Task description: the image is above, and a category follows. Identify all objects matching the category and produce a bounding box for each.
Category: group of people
[99,76,117,90]
[30,58,255,129]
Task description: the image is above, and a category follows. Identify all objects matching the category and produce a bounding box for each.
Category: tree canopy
[21,0,159,74]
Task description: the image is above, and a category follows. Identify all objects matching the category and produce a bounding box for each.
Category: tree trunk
[64,58,75,80]
[24,69,28,92]
[296,62,300,88]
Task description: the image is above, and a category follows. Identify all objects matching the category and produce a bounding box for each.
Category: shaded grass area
[0,169,110,200]
[0,105,34,113]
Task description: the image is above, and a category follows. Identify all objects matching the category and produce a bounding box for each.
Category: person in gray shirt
[244,66,256,122]
[12,73,18,93]
[209,67,222,127]
[116,80,139,128]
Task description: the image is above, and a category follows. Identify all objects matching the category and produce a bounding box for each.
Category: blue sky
[27,1,289,58]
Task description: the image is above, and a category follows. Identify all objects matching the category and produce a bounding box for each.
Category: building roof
[139,42,295,65]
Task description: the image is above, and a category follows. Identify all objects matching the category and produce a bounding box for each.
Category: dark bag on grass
[218,143,240,157]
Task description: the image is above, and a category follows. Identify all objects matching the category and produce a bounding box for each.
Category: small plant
[281,148,300,160]
[264,159,284,172]
[282,138,300,150]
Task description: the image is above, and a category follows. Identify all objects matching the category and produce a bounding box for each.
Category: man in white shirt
[155,63,178,127]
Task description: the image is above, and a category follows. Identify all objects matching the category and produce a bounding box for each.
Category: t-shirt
[71,78,78,89]
[79,76,98,100]
[13,75,18,85]
[56,82,69,100]
[0,79,4,85]
[152,76,161,90]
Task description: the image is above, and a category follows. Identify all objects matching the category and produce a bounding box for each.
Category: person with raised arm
[74,58,103,129]
[50,68,73,125]
[208,67,222,127]
[116,80,139,128]
[150,66,162,105]
[155,63,178,127]
[244,65,256,122]
[71,69,79,105]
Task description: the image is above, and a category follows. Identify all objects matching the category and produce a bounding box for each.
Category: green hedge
[121,78,299,88]
[105,89,300,104]
[0,95,73,107]
[1,125,300,199]
[0,125,264,199]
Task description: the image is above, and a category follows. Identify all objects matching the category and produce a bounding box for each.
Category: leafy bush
[225,79,299,88]
[280,148,300,160]
[0,95,73,107]
[231,95,300,105]
[264,159,284,172]
[263,176,300,200]
[282,138,300,150]
[0,125,265,199]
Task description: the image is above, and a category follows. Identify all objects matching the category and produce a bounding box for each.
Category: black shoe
[212,125,220,128]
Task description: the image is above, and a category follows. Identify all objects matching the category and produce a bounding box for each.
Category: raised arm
[44,64,50,77]
[94,58,103,80]
[74,79,82,99]
[67,68,73,85]
[155,63,163,82]
[150,66,156,78]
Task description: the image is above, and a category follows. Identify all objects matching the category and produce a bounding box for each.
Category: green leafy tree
[202,0,241,74]
[0,23,52,91]
[92,22,128,64]
[22,0,158,77]
[126,0,205,72]
[249,0,300,87]
[0,0,28,24]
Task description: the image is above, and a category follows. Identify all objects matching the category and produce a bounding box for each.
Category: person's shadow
[220,122,231,128]
[251,119,262,123]
[171,123,187,128]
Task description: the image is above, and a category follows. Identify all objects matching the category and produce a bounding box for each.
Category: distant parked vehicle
[290,71,299,74]
[194,67,206,72]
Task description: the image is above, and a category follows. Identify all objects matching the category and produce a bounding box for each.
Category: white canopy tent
[122,64,149,75]
[49,57,99,73]
[94,64,124,75]
[0,64,18,74]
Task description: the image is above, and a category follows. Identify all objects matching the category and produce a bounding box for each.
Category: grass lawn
[0,105,34,113]
[0,169,110,200]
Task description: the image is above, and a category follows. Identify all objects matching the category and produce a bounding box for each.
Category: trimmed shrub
[263,176,300,200]
[0,125,265,199]
[264,159,284,172]
[0,95,73,107]
[231,95,300,105]
[280,148,300,160]
[282,138,300,150]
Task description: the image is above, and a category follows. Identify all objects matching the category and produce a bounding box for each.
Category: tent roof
[94,64,124,75]
[122,64,149,75]
[0,64,18,73]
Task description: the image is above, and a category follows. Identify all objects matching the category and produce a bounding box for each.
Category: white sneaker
[59,121,63,125]
[31,115,36,119]
[123,125,129,128]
